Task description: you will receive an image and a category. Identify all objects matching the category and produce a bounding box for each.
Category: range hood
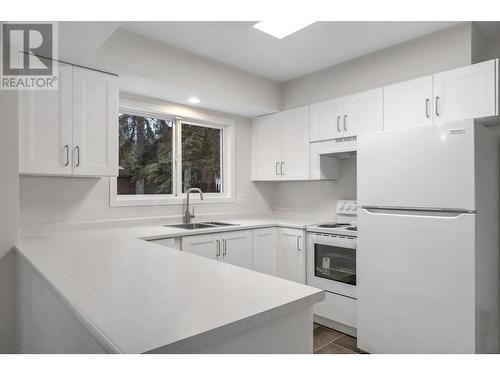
[316,137,357,159]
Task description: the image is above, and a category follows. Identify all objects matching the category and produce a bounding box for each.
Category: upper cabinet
[19,62,119,177]
[384,59,498,131]
[72,67,119,177]
[310,97,343,141]
[383,76,434,131]
[432,59,497,124]
[309,88,383,142]
[252,106,310,181]
[343,88,384,138]
[19,63,73,175]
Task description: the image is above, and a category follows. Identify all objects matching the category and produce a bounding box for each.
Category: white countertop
[16,216,324,353]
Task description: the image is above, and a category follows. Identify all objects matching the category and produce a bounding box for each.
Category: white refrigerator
[357,120,499,353]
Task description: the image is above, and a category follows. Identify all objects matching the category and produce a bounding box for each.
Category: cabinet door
[433,59,498,124]
[222,230,253,269]
[181,233,220,260]
[72,67,119,177]
[19,62,73,175]
[251,114,281,181]
[252,228,277,275]
[383,76,434,131]
[309,98,344,141]
[279,106,310,180]
[343,88,383,138]
[276,228,306,284]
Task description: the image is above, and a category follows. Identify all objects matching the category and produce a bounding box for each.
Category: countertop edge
[144,290,325,354]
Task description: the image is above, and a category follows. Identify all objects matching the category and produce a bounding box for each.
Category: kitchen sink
[166,223,215,230]
[165,222,239,230]
[200,222,238,227]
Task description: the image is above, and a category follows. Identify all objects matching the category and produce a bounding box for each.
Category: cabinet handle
[336,116,341,133]
[63,145,69,166]
[425,99,430,118]
[75,146,80,167]
[280,161,284,175]
[296,236,302,251]
[343,115,347,131]
[435,96,440,117]
[216,240,220,257]
[222,239,227,256]
[275,161,280,176]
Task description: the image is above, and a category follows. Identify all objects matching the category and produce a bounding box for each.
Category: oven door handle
[310,235,356,249]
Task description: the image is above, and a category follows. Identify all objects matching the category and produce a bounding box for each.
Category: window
[181,123,222,193]
[118,113,174,195]
[114,108,230,206]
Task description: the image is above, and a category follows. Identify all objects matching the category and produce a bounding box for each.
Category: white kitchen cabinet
[433,59,498,124]
[384,76,434,131]
[309,97,344,141]
[279,107,310,180]
[383,59,499,131]
[276,228,306,284]
[252,228,277,275]
[221,230,253,269]
[251,106,310,181]
[308,89,383,142]
[72,67,119,177]
[251,114,281,181]
[18,64,119,177]
[343,88,384,138]
[19,62,73,175]
[181,230,253,268]
[181,233,220,260]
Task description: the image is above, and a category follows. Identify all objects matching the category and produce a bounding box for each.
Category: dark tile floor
[313,323,365,354]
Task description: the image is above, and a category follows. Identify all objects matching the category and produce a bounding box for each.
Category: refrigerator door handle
[362,207,474,217]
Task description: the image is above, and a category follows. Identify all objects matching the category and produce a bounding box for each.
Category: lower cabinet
[178,227,307,284]
[252,227,278,275]
[181,230,253,269]
[276,228,306,284]
[148,237,181,250]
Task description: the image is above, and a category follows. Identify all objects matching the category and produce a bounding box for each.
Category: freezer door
[357,120,475,211]
[357,208,476,353]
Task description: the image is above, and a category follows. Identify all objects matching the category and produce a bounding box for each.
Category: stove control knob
[346,202,352,210]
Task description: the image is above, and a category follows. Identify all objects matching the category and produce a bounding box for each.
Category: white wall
[88,29,282,118]
[273,23,476,215]
[283,23,473,110]
[20,98,275,229]
[0,91,19,353]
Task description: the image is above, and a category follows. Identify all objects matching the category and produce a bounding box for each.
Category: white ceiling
[121,21,461,82]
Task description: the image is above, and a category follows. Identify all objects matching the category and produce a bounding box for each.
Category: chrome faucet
[184,188,204,224]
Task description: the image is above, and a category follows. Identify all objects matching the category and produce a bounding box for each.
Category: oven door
[307,233,357,298]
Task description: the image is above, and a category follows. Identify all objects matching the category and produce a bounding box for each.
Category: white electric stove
[306,200,358,335]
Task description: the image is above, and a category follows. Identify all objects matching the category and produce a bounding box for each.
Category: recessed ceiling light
[253,21,315,39]
[188,97,200,104]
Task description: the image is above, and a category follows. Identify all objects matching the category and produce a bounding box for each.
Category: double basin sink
[165,222,239,230]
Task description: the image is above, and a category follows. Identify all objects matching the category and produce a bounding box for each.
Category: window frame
[110,98,235,207]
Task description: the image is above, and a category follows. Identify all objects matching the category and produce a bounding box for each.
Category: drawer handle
[425,98,430,118]
[435,96,440,117]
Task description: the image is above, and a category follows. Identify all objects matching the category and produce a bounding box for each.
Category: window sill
[110,193,235,207]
